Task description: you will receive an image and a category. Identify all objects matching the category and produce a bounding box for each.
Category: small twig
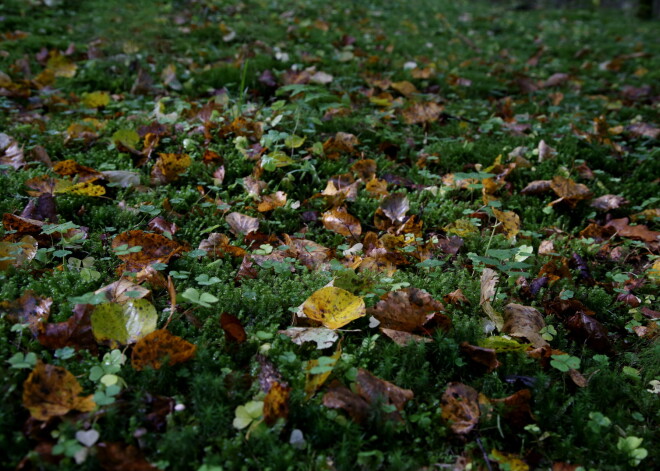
[163,275,177,329]
[475,436,493,471]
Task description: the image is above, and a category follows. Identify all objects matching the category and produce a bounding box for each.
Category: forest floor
[1,1,659,470]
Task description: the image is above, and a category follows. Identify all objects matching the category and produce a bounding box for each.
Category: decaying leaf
[112,230,184,273]
[367,287,446,332]
[263,382,291,426]
[0,290,51,337]
[94,279,151,304]
[0,235,38,271]
[491,449,529,471]
[322,207,362,238]
[502,303,549,348]
[605,217,660,243]
[279,327,339,349]
[480,268,504,331]
[257,191,287,212]
[591,194,628,212]
[441,382,480,435]
[226,212,259,235]
[220,312,247,344]
[96,442,158,471]
[38,304,98,354]
[493,208,520,240]
[151,153,192,184]
[323,132,359,157]
[131,329,197,371]
[549,175,592,207]
[380,328,433,346]
[401,102,443,125]
[564,312,611,353]
[302,286,365,329]
[22,362,95,421]
[460,342,500,372]
[322,383,369,423]
[91,299,158,346]
[198,233,246,258]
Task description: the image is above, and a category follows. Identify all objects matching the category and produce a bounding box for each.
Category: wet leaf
[278,327,338,349]
[441,382,480,435]
[502,303,549,348]
[131,329,197,371]
[22,362,95,421]
[91,300,158,346]
[302,286,365,329]
[322,207,362,238]
[367,287,445,332]
[220,312,247,344]
[263,382,291,426]
[460,342,500,372]
[226,212,259,235]
[1,290,52,337]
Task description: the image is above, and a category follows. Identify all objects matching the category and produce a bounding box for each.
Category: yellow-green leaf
[91,299,158,347]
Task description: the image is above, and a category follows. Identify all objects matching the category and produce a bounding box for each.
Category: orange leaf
[112,230,184,273]
[131,329,196,371]
[220,313,247,343]
[263,382,291,426]
[22,362,95,421]
[322,207,362,238]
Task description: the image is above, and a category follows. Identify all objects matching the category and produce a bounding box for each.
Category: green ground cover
[1,0,659,469]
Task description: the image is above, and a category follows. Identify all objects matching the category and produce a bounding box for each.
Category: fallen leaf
[380,328,433,346]
[493,208,520,239]
[302,286,365,329]
[367,287,445,332]
[355,368,414,414]
[322,383,369,423]
[38,304,98,354]
[564,312,611,353]
[22,362,95,421]
[490,449,529,471]
[537,140,557,162]
[489,389,534,429]
[226,212,259,235]
[549,175,592,207]
[263,382,291,426]
[198,233,246,258]
[220,313,247,343]
[521,179,552,195]
[590,194,628,212]
[151,153,191,184]
[380,193,410,223]
[94,279,151,304]
[257,191,287,212]
[81,91,110,108]
[605,217,660,243]
[279,327,339,349]
[305,345,341,398]
[441,382,480,435]
[401,102,443,125]
[91,300,158,346]
[323,132,359,157]
[443,288,470,306]
[112,230,184,273]
[322,207,362,238]
[502,303,549,348]
[460,342,500,372]
[96,442,158,471]
[1,290,52,337]
[480,268,504,331]
[131,329,197,371]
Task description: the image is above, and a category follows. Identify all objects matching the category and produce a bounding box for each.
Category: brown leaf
[627,122,660,140]
[391,80,417,97]
[38,304,98,354]
[460,342,500,372]
[441,382,480,435]
[198,233,246,258]
[147,216,177,235]
[537,140,557,162]
[323,132,359,157]
[257,354,285,393]
[96,442,158,471]
[568,368,589,388]
[351,159,377,181]
[0,290,51,337]
[283,235,331,270]
[53,159,103,182]
[226,212,259,235]
[521,179,552,195]
[263,382,291,426]
[401,102,443,125]
[322,207,362,238]
[22,362,95,421]
[257,191,287,212]
[490,389,534,429]
[590,195,628,212]
[367,287,445,332]
[322,383,369,423]
[380,328,433,346]
[443,288,470,306]
[0,134,25,169]
[502,303,549,348]
[380,193,409,223]
[220,313,247,344]
[94,279,151,304]
[565,312,611,353]
[549,175,592,207]
[355,368,413,416]
[605,217,660,243]
[131,329,196,371]
[112,230,184,273]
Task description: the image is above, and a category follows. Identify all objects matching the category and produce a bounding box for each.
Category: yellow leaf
[305,345,341,398]
[443,219,478,237]
[59,180,106,197]
[82,91,110,108]
[302,287,365,329]
[46,53,77,78]
[493,208,520,240]
[649,260,660,284]
[491,449,529,471]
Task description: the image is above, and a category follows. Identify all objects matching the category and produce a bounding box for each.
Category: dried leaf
[257,191,287,212]
[549,175,592,207]
[605,217,660,243]
[151,153,191,184]
[302,286,365,329]
[94,279,151,304]
[263,382,291,426]
[112,230,183,273]
[490,389,534,429]
[443,288,470,306]
[367,287,445,332]
[380,328,433,346]
[22,362,95,421]
[305,345,341,398]
[441,382,480,435]
[493,208,520,240]
[460,342,500,372]
[96,442,158,471]
[502,303,549,348]
[564,312,611,353]
[131,329,196,371]
[401,102,443,125]
[537,140,557,162]
[490,449,529,471]
[323,132,359,157]
[38,304,97,353]
[355,368,414,413]
[0,235,38,271]
[521,180,552,195]
[226,212,259,235]
[198,233,246,258]
[220,312,247,344]
[278,327,338,349]
[380,193,410,223]
[591,195,628,212]
[1,290,52,337]
[322,207,362,238]
[322,383,369,423]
